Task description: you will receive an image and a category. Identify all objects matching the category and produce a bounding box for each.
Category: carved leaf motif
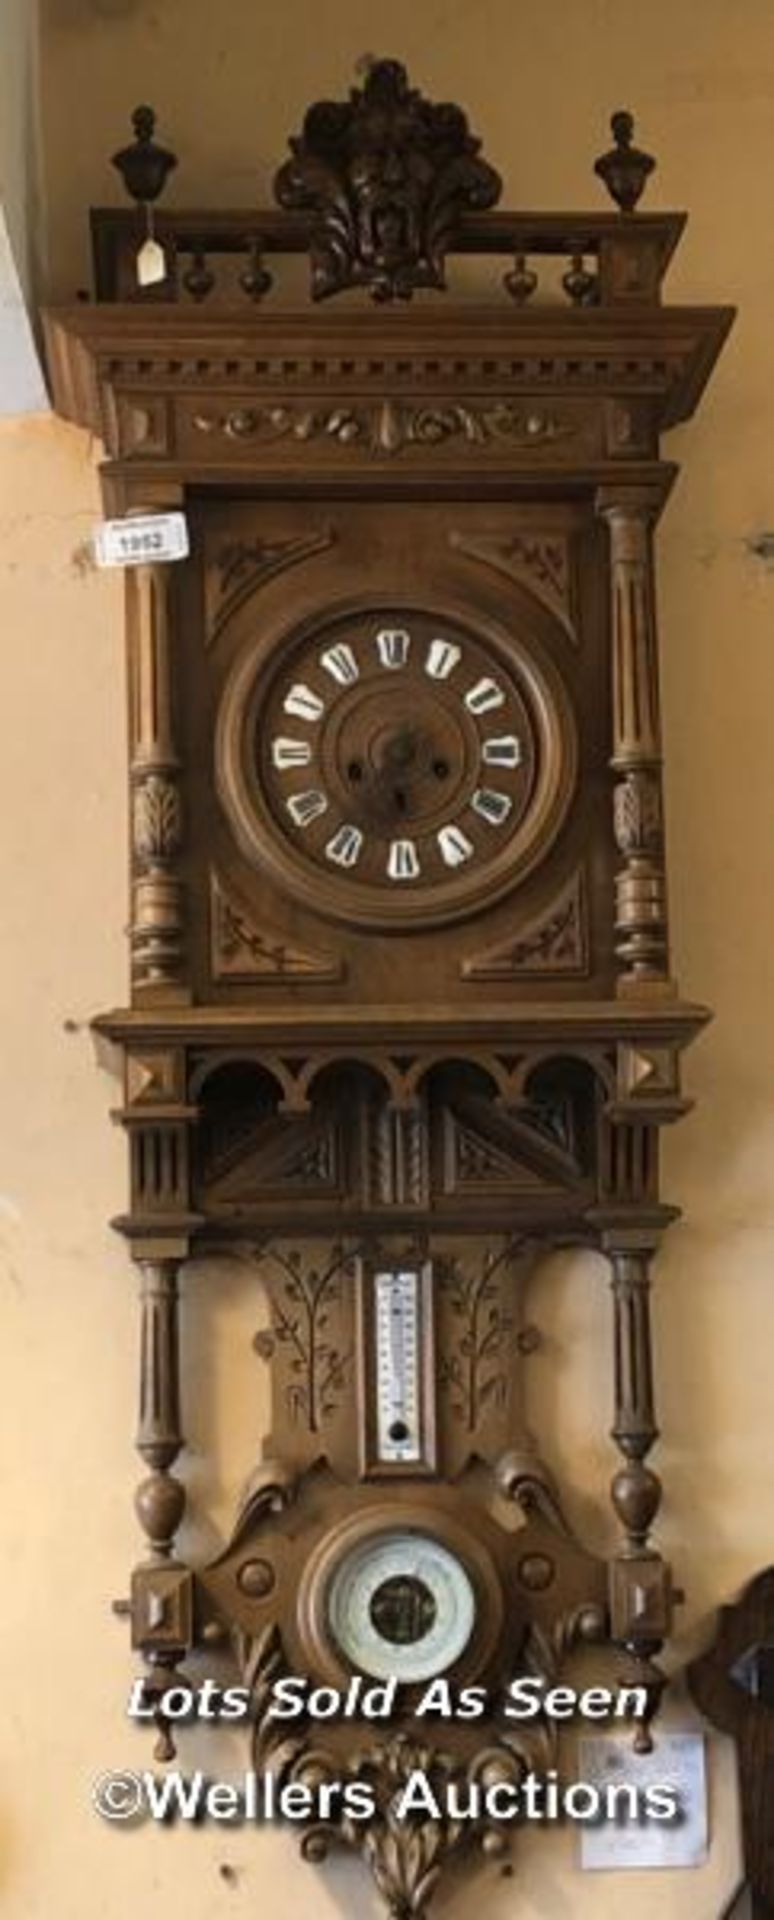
[439,1245,516,1432]
[241,1625,550,1917]
[132,776,183,861]
[260,1245,353,1433]
[613,770,662,854]
[273,58,501,302]
[196,401,575,460]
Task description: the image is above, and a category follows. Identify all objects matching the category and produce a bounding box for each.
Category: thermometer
[374,1268,422,1462]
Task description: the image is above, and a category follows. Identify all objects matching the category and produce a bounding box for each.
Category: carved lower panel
[195,1462,608,1917]
[252,1240,541,1480]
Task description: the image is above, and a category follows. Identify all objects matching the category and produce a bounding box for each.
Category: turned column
[603,1228,673,1746]
[597,487,672,994]
[126,560,187,996]
[131,1258,190,1759]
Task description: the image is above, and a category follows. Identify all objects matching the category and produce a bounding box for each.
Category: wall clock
[44,57,733,1918]
[217,595,574,927]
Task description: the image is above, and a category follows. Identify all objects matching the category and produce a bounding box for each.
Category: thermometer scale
[358,1259,436,1476]
[375,1268,422,1462]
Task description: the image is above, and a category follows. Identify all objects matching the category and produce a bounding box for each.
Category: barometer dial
[327,1530,476,1682]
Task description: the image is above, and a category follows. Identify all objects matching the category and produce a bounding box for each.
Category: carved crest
[274,58,501,302]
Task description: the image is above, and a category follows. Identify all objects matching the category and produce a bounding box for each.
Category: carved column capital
[595,481,665,527]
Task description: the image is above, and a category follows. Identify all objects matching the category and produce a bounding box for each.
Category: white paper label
[578,1731,708,1871]
[93,513,189,570]
[136,237,167,287]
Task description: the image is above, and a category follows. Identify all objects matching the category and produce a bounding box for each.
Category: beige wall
[4,0,774,1913]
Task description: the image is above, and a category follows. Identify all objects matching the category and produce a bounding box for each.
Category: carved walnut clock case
[45,62,732,1916]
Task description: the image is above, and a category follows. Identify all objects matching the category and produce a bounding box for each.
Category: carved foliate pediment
[274,57,502,302]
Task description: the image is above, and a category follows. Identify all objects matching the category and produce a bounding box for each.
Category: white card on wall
[93,512,189,569]
[577,1731,708,1871]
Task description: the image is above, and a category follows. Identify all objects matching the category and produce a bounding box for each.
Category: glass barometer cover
[326,1529,476,1682]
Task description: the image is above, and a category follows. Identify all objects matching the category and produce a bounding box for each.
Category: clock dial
[218,602,576,929]
[326,1529,476,1681]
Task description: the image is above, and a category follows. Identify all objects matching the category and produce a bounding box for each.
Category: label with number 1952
[93,512,189,569]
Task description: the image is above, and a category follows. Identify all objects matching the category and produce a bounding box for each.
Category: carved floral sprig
[254,1244,356,1432]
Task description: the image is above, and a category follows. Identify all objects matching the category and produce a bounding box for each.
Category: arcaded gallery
[2,4,772,1917]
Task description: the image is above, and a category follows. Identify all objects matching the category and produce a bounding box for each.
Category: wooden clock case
[44,62,733,1915]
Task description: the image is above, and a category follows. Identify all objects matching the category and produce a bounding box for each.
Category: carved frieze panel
[186,396,596,464]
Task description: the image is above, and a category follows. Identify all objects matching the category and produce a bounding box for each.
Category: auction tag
[136,237,167,287]
[93,512,189,569]
[577,1731,708,1870]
